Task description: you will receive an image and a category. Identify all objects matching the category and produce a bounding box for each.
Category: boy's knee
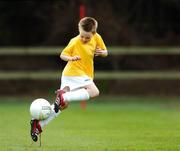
[90,88,100,98]
[85,84,100,98]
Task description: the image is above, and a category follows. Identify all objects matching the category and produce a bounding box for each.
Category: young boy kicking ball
[30,17,108,142]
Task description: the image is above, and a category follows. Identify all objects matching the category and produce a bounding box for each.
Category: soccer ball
[30,98,52,120]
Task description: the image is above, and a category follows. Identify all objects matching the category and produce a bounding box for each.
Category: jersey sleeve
[61,39,74,56]
[95,33,107,50]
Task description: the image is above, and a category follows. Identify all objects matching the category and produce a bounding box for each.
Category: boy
[30,17,108,142]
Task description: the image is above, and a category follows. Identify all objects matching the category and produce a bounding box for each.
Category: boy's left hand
[95,48,108,57]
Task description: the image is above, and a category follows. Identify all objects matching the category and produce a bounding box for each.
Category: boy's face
[79,29,93,44]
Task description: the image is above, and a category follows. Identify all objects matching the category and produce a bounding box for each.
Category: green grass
[1,96,180,151]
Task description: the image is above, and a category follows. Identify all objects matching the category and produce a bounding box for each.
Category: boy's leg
[40,83,99,124]
[54,83,99,112]
[63,83,99,101]
[63,88,90,102]
[54,88,90,113]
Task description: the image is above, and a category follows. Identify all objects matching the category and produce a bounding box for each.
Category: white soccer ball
[30,98,52,120]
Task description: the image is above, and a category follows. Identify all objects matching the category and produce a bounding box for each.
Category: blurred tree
[0,1,54,46]
[0,0,179,46]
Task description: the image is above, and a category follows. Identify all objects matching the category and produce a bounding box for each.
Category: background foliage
[0,0,180,46]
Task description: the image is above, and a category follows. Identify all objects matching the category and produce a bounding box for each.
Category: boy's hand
[60,54,81,61]
[70,55,81,61]
[95,47,108,57]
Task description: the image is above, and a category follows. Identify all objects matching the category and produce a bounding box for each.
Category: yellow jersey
[61,33,107,79]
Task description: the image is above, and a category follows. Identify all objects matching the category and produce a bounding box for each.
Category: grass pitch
[0,96,180,151]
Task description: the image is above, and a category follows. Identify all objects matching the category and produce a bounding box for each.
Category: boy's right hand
[70,55,81,61]
[60,54,81,61]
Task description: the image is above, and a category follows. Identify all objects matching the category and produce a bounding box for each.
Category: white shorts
[60,76,94,91]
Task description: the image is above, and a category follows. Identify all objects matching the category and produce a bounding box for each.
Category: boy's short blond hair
[78,17,98,34]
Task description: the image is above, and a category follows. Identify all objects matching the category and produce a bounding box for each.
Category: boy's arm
[95,47,108,57]
[60,54,81,61]
[95,34,108,57]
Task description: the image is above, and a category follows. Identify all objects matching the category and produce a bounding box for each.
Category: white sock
[63,88,90,102]
[39,104,61,128]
